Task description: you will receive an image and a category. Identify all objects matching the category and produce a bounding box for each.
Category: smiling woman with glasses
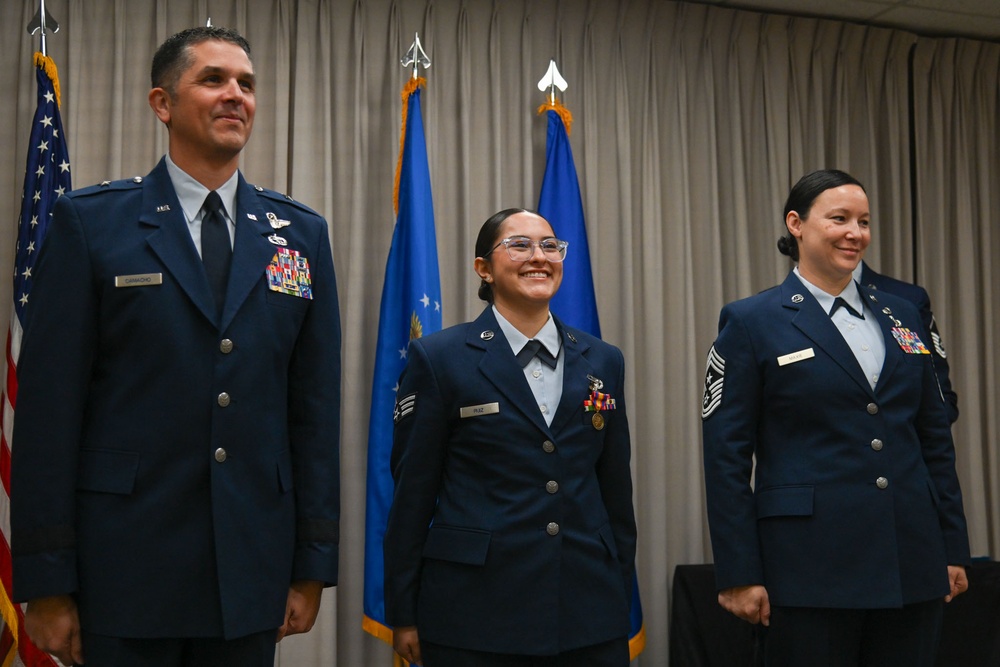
[383,207,637,667]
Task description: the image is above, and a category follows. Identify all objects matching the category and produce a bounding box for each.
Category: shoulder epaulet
[250,184,322,217]
[69,175,145,198]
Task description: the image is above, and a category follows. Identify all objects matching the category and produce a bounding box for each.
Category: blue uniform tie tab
[517,339,557,369]
[829,296,863,319]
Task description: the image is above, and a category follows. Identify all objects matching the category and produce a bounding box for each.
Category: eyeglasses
[490,236,569,262]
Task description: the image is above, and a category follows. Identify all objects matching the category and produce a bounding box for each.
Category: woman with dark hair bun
[702,169,970,666]
[384,208,637,666]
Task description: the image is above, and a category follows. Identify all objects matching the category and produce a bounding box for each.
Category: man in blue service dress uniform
[10,27,341,667]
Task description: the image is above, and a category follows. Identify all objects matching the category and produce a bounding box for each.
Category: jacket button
[218,392,231,407]
[220,338,234,354]
[876,476,888,489]
[542,440,555,453]
[546,522,560,536]
[215,448,227,463]
[871,438,883,451]
[546,481,559,494]
[866,403,879,415]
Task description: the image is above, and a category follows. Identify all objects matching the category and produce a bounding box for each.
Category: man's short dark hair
[150,26,252,96]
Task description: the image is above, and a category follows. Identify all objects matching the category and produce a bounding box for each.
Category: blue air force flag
[363,81,441,644]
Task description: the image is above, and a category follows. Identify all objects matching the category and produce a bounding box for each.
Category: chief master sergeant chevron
[10,26,341,667]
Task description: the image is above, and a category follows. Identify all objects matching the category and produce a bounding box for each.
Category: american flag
[0,53,71,667]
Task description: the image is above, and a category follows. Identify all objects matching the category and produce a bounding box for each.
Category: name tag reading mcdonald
[777,347,815,366]
[115,273,163,287]
[460,402,500,418]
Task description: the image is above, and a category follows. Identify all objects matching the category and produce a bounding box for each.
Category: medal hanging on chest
[583,375,616,430]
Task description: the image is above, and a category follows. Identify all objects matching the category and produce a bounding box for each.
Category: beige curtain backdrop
[912,36,1000,569]
[1,1,997,664]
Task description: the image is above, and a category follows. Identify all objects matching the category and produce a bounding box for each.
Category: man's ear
[148,87,171,126]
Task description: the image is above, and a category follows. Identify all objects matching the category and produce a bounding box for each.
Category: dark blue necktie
[201,191,232,313]
[517,339,558,369]
[829,297,863,319]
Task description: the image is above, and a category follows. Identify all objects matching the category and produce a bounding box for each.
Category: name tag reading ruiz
[115,273,163,287]
[777,347,815,366]
[460,402,500,418]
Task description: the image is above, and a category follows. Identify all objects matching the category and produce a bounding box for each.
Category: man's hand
[945,565,969,603]
[24,595,83,665]
[392,625,422,666]
[276,580,324,641]
[718,584,771,626]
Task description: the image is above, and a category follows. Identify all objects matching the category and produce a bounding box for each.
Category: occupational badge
[266,211,292,229]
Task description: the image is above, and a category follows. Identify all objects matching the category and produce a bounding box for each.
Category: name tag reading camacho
[460,402,500,418]
[777,347,815,366]
[115,273,163,287]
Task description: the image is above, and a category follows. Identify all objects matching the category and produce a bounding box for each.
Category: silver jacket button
[215,448,227,463]
[546,522,560,536]
[218,392,231,407]
[876,476,889,489]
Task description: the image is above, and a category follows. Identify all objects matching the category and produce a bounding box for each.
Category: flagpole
[403,32,430,81]
[27,0,60,57]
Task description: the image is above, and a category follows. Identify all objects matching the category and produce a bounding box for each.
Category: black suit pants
[421,636,629,667]
[78,629,276,667]
[761,599,944,667]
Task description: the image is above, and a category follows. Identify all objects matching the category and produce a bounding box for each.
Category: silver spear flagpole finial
[27,0,60,57]
[401,32,431,80]
[537,59,568,105]
[206,18,213,27]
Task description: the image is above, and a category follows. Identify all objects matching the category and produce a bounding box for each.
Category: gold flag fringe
[393,77,427,216]
[33,52,62,108]
[536,98,573,136]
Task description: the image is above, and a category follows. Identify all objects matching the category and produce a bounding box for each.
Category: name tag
[115,273,163,287]
[460,402,500,418]
[777,347,815,366]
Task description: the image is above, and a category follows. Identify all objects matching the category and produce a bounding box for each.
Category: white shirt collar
[793,266,866,316]
[492,306,562,359]
[852,261,865,284]
[164,153,239,223]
